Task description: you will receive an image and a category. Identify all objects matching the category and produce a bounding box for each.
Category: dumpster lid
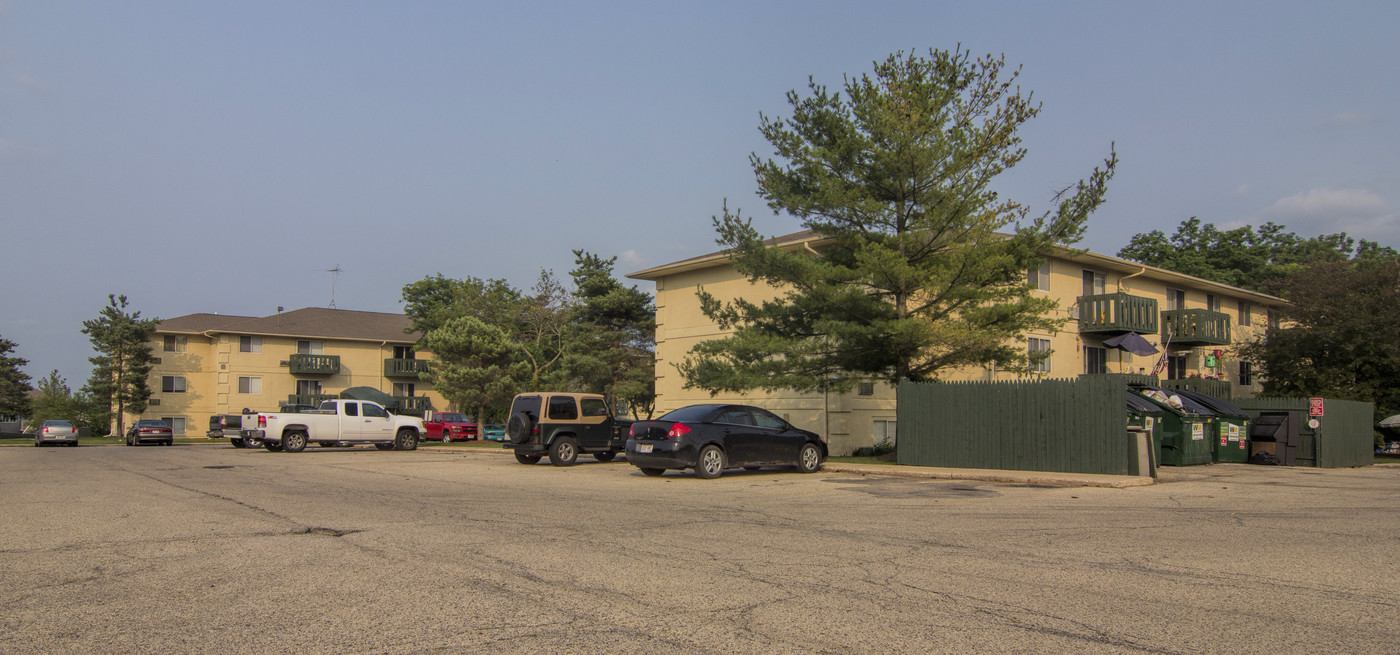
[1132,386,1216,416]
[1125,392,1164,414]
[1170,389,1249,417]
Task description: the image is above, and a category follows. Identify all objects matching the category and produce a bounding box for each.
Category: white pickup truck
[240,400,424,452]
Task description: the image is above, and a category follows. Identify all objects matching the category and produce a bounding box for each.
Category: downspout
[1118,266,1147,292]
[804,242,820,257]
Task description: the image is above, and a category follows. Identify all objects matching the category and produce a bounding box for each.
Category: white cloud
[1260,187,1398,244]
[1232,184,1250,197]
[617,249,645,269]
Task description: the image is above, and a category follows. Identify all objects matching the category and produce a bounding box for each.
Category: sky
[3,0,1397,387]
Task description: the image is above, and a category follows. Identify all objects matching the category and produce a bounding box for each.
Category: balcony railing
[391,396,433,416]
[1077,293,1159,335]
[1161,309,1231,346]
[1163,377,1232,399]
[384,358,430,378]
[287,394,337,407]
[289,353,341,375]
[1080,373,1160,388]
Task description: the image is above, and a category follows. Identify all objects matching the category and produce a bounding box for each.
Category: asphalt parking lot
[3,443,1398,654]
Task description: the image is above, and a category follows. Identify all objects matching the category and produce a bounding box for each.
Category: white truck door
[358,402,396,441]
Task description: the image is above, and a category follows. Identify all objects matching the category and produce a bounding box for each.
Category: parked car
[126,420,174,446]
[423,411,478,442]
[241,400,423,452]
[481,424,507,441]
[35,420,79,447]
[503,392,632,465]
[626,404,826,479]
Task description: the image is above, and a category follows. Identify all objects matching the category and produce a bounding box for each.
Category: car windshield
[658,405,721,423]
[439,413,470,422]
[44,420,74,427]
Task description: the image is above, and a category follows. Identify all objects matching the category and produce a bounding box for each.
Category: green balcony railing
[1077,293,1159,335]
[1161,309,1231,346]
[384,358,430,378]
[287,393,337,407]
[391,396,433,416]
[289,353,341,375]
[1163,377,1232,399]
[1080,373,1160,388]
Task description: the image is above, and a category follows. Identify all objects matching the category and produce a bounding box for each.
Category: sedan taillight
[666,423,690,439]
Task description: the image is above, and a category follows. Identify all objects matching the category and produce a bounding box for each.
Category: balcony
[1161,309,1231,346]
[289,353,341,375]
[287,393,337,407]
[1080,373,1159,388]
[391,395,433,416]
[1077,293,1158,335]
[1163,377,1232,399]
[384,358,430,379]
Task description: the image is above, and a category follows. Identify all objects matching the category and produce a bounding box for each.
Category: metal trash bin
[1132,386,1215,466]
[1172,389,1250,463]
[1126,391,1165,468]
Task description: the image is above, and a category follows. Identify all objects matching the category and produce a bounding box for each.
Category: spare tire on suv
[507,411,535,444]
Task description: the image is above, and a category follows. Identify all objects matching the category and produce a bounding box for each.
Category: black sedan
[626,404,826,479]
[126,420,174,446]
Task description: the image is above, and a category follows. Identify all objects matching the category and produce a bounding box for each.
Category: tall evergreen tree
[81,294,157,436]
[0,335,32,420]
[681,48,1116,393]
[562,250,657,418]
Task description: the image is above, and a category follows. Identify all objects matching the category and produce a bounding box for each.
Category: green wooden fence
[1232,397,1374,468]
[897,376,1137,475]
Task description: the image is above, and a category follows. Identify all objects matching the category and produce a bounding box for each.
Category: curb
[822,462,1155,488]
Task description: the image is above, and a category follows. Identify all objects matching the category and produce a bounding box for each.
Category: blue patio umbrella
[1103,332,1160,356]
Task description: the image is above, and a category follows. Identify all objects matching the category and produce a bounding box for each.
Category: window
[1028,338,1052,374]
[362,403,386,418]
[161,376,186,393]
[1206,294,1219,312]
[163,335,186,352]
[717,408,755,425]
[1267,310,1280,330]
[393,345,415,360]
[1166,354,1188,380]
[393,382,415,397]
[1238,301,1252,326]
[581,398,609,417]
[873,419,897,447]
[295,379,323,396]
[1239,361,1254,386]
[240,336,262,353]
[1082,270,1105,296]
[858,381,875,396]
[296,340,323,355]
[1085,346,1107,375]
[548,396,578,420]
[752,409,785,430]
[1166,289,1186,311]
[160,417,186,435]
[237,376,262,394]
[1028,261,1050,291]
[344,402,359,417]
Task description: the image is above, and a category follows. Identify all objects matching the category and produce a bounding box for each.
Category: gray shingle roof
[156,308,419,343]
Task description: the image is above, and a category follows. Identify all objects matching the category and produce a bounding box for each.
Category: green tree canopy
[1238,258,1400,419]
[1117,217,1399,292]
[29,369,106,433]
[560,250,657,418]
[0,335,32,420]
[680,48,1117,393]
[81,294,157,436]
[418,317,528,427]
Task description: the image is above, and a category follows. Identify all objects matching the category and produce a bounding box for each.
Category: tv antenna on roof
[325,265,342,308]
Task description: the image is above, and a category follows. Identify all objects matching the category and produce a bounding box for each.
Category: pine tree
[81,295,157,436]
[0,335,32,420]
[562,250,656,418]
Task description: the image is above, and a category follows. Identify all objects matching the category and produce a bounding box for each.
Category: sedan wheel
[695,445,725,479]
[796,442,823,473]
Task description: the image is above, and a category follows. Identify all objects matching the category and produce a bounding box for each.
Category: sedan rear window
[658,405,720,422]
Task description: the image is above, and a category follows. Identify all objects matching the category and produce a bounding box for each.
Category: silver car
[35,420,80,447]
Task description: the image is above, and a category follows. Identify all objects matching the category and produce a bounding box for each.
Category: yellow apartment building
[628,230,1289,456]
[134,308,443,435]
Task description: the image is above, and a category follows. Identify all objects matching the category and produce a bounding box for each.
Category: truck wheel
[230,438,246,448]
[549,437,579,466]
[594,451,617,462]
[694,445,725,479]
[506,412,535,444]
[283,431,307,453]
[395,430,419,451]
[514,452,541,465]
[264,440,284,452]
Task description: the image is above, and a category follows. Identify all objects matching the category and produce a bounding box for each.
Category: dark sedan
[625,404,826,479]
[126,420,173,446]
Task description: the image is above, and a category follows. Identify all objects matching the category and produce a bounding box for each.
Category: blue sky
[3,1,1397,385]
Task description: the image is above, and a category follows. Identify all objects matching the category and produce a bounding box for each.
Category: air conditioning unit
[152,357,162,364]
[1069,306,1081,320]
[149,399,161,406]
[279,360,290,367]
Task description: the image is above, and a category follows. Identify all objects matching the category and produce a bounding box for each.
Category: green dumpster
[1132,386,1215,466]
[1173,389,1250,463]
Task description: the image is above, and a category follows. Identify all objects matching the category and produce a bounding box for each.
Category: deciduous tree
[81,294,157,436]
[681,48,1117,393]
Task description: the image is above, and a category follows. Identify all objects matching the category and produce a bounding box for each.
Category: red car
[423,412,478,442]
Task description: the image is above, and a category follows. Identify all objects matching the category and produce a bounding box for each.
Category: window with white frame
[240,336,262,353]
[1028,338,1052,374]
[393,382,416,397]
[1085,346,1107,375]
[296,340,323,355]
[873,419,897,447]
[295,379,323,396]
[1082,270,1105,296]
[1028,261,1050,291]
[1237,300,1252,326]
[161,376,186,393]
[160,417,186,435]
[1166,289,1186,311]
[237,376,262,394]
[163,335,187,352]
